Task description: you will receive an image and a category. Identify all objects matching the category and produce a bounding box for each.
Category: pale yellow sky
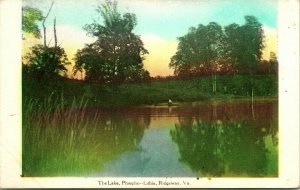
[262,26,278,60]
[22,25,277,78]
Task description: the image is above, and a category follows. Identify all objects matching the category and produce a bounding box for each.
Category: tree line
[22,1,149,84]
[22,1,277,84]
[170,16,278,78]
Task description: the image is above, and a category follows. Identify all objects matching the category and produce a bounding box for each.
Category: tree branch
[42,1,54,47]
[54,17,57,47]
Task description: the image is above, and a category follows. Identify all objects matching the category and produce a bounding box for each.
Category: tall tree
[224,16,265,112]
[169,22,225,93]
[225,16,265,74]
[224,23,241,74]
[22,6,43,38]
[205,22,225,93]
[242,16,265,74]
[23,2,71,81]
[74,1,149,83]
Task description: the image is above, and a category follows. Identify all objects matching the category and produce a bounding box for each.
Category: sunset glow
[22,0,278,77]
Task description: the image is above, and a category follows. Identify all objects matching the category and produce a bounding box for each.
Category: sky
[22,0,278,77]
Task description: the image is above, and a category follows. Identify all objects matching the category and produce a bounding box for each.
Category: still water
[86,100,278,177]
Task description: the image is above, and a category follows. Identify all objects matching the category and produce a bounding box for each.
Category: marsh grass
[22,96,143,176]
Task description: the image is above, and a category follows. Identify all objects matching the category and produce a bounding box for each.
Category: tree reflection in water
[80,108,151,168]
[170,101,278,177]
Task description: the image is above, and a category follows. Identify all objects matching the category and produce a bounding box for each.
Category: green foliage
[170,117,278,177]
[74,0,149,83]
[170,16,265,77]
[23,74,278,109]
[24,45,71,80]
[170,22,225,77]
[225,16,265,74]
[22,6,43,38]
[216,75,277,96]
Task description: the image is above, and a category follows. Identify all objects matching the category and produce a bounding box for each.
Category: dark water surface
[87,100,278,177]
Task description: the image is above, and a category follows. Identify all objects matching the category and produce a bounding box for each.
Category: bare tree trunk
[42,1,54,47]
[213,103,217,119]
[212,74,215,93]
[43,24,46,46]
[54,17,57,47]
[251,88,255,119]
[212,73,217,94]
[250,72,255,119]
[214,74,217,93]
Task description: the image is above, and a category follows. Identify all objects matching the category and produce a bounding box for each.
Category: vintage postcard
[0,0,299,188]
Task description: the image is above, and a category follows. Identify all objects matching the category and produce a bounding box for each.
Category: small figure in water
[168,99,173,106]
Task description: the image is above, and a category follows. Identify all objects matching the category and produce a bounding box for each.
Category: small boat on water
[151,99,179,107]
[168,99,173,106]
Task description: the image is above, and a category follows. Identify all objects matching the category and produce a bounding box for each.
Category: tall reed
[22,96,129,176]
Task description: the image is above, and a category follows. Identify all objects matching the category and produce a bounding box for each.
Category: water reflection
[92,100,277,177]
[83,109,151,164]
[96,127,195,177]
[29,100,277,177]
[170,101,278,177]
[96,110,150,149]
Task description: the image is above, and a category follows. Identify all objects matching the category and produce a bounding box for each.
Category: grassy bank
[22,97,147,176]
[23,74,278,109]
[22,98,104,176]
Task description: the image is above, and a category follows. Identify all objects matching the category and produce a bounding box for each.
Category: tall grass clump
[22,95,144,176]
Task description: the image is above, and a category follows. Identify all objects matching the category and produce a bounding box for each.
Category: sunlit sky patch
[23,0,278,77]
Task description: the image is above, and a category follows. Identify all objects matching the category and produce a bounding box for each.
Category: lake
[23,99,278,177]
[89,99,278,177]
